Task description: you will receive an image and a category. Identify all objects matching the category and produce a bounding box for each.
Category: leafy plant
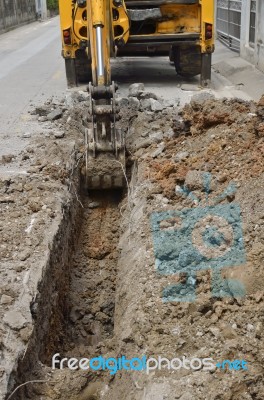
[47,0,59,11]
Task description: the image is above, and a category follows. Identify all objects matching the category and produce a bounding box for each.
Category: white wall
[0,0,37,33]
[240,0,264,73]
[255,0,264,72]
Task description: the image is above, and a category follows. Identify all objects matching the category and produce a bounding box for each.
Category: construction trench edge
[1,89,264,399]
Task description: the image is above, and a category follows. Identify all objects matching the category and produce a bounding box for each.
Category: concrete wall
[0,0,36,33]
[255,0,264,72]
[240,0,264,73]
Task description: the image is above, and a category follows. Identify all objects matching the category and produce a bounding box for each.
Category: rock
[254,291,263,303]
[190,92,215,105]
[26,166,39,173]
[135,138,153,150]
[151,143,165,158]
[47,108,63,121]
[88,201,100,209]
[173,118,185,135]
[18,250,31,261]
[160,220,172,229]
[175,151,189,162]
[150,98,163,112]
[141,97,163,111]
[164,98,180,107]
[82,314,93,324]
[28,196,42,212]
[70,307,82,323]
[210,314,218,324]
[54,131,65,139]
[139,91,158,100]
[117,97,129,107]
[3,311,27,330]
[19,326,33,342]
[205,310,213,318]
[128,97,140,109]
[220,323,237,339]
[141,131,149,138]
[141,98,152,110]
[38,116,48,122]
[65,93,77,108]
[184,170,204,191]
[96,311,109,323]
[1,154,14,164]
[217,173,228,183]
[255,322,262,338]
[77,90,89,101]
[23,132,31,138]
[180,393,194,400]
[209,326,220,337]
[35,106,50,116]
[247,323,254,332]
[0,295,13,305]
[128,83,145,97]
[164,128,176,139]
[149,131,163,142]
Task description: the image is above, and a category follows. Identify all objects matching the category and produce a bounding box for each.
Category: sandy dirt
[1,89,264,400]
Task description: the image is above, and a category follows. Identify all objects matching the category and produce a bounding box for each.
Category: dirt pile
[108,95,264,400]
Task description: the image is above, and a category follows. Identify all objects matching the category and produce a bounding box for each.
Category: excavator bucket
[83,82,126,190]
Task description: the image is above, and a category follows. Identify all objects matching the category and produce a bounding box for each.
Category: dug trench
[8,187,126,399]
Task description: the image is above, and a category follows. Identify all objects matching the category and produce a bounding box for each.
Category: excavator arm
[84,0,128,189]
[87,0,111,86]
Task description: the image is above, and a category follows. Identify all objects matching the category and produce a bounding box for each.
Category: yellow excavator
[58,0,214,189]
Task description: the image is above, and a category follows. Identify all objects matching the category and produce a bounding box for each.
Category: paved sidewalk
[212,41,264,101]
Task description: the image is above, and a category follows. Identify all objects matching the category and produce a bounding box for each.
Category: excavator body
[58,0,214,189]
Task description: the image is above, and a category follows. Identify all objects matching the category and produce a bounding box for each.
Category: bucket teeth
[85,174,125,190]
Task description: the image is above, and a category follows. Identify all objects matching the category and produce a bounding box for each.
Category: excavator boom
[82,0,127,189]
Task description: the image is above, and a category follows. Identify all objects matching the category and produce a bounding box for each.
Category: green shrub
[47,0,58,11]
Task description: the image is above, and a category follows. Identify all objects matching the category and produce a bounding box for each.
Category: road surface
[0,16,263,161]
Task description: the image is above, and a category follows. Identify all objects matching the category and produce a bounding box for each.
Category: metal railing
[216,0,242,52]
[249,0,256,47]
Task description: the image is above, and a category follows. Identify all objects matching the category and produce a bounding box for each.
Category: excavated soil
[1,89,264,400]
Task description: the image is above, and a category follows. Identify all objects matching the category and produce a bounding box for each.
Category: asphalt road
[0,16,263,161]
[0,18,66,158]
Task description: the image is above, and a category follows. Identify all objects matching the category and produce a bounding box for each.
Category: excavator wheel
[75,50,92,83]
[169,47,174,65]
[173,45,202,78]
[65,50,92,87]
[65,58,77,88]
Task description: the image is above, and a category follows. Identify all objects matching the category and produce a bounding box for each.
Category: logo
[150,173,246,302]
[52,354,248,375]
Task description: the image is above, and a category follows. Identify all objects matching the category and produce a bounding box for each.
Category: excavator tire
[169,47,174,65]
[173,45,202,78]
[65,50,92,87]
[75,49,92,84]
[65,58,77,88]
